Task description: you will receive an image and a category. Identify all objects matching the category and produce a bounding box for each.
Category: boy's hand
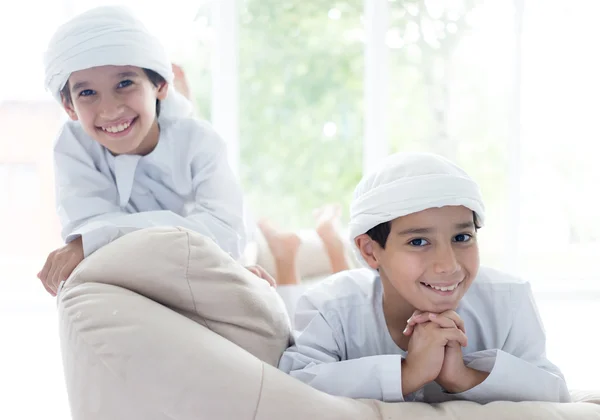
[246,265,276,287]
[401,316,468,396]
[38,237,84,296]
[403,310,488,393]
[404,309,465,336]
[436,338,488,393]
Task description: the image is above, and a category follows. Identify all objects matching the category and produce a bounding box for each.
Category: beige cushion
[58,227,600,420]
[63,226,290,367]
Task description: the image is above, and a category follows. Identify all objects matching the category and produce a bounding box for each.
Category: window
[386,0,518,269]
[518,0,600,290]
[238,0,364,228]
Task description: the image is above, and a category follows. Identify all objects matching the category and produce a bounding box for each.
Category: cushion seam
[183,230,210,329]
[251,363,266,420]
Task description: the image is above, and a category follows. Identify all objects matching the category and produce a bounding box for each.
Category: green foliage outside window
[188,1,512,231]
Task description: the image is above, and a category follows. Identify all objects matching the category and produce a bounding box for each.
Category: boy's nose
[99,95,125,119]
[432,246,460,275]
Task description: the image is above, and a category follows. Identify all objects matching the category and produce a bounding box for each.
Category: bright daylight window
[238,1,364,228]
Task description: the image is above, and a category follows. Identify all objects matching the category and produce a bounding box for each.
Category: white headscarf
[348,152,485,265]
[43,5,192,119]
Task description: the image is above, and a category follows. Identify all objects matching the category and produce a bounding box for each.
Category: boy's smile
[98,117,137,136]
[420,278,464,295]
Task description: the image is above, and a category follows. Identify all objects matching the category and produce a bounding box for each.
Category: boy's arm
[278,294,406,402]
[54,126,246,259]
[449,283,570,403]
[184,135,246,258]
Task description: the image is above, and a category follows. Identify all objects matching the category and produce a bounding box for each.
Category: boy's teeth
[103,120,131,133]
[425,282,460,292]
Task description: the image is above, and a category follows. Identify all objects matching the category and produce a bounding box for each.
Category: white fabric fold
[43,5,192,119]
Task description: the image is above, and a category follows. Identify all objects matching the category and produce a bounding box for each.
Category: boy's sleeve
[54,125,246,259]
[278,293,405,402]
[184,134,246,258]
[275,284,309,324]
[449,283,570,403]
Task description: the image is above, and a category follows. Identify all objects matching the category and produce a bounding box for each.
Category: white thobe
[53,117,246,259]
[278,267,570,403]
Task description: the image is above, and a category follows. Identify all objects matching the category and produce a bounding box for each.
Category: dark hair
[60,68,166,117]
[366,211,482,249]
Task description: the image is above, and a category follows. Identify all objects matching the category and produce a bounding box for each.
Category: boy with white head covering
[279,152,570,404]
[38,6,247,295]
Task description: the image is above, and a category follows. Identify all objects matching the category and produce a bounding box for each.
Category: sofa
[57,227,600,419]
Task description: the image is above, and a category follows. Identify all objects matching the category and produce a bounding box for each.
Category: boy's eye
[409,238,429,247]
[454,233,473,243]
[79,89,95,97]
[118,80,133,88]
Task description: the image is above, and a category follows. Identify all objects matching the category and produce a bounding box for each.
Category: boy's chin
[93,134,142,155]
[417,299,460,314]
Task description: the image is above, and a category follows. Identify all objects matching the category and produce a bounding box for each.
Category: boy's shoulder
[160,117,225,148]
[473,266,529,288]
[54,120,101,155]
[466,266,533,309]
[56,120,92,144]
[300,268,379,311]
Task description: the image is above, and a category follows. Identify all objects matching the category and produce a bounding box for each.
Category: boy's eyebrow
[116,71,140,78]
[396,221,475,236]
[397,227,433,236]
[71,81,89,92]
[455,221,475,230]
[70,71,140,92]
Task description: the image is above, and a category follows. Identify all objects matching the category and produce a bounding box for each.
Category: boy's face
[61,65,168,155]
[360,205,480,313]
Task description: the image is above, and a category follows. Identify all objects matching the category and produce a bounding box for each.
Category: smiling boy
[279,152,570,404]
[38,6,245,295]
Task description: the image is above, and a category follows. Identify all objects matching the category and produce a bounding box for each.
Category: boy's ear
[61,93,79,121]
[156,81,169,101]
[354,234,380,270]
